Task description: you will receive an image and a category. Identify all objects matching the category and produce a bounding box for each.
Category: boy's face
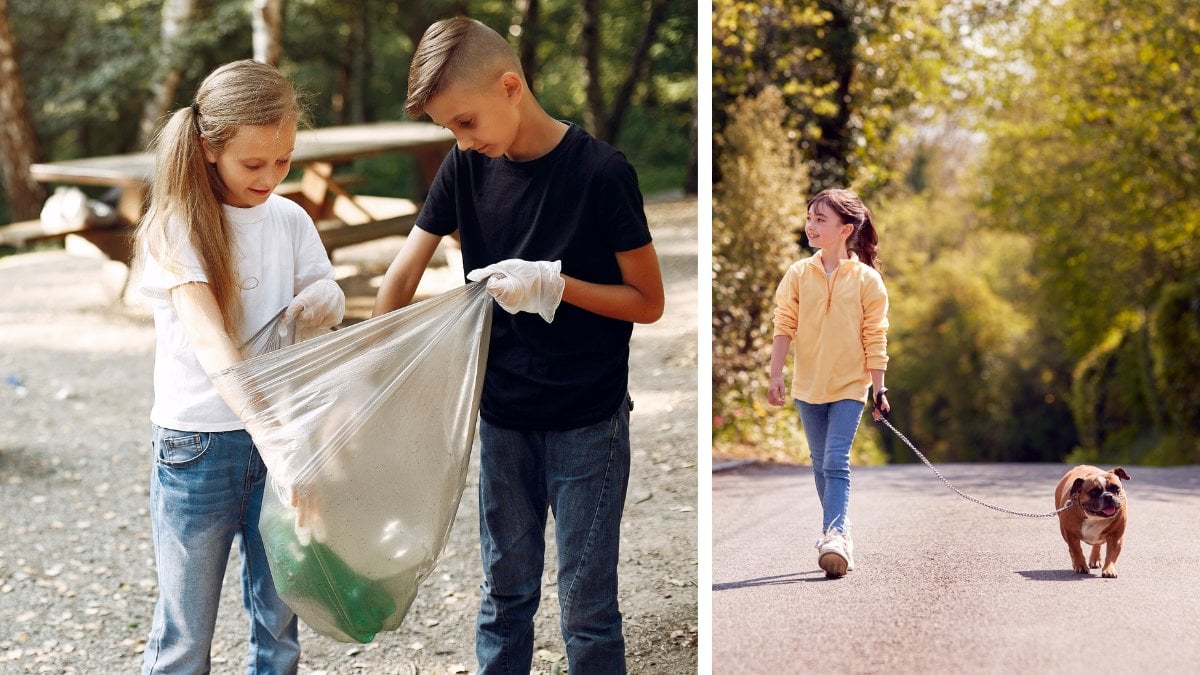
[424,75,520,159]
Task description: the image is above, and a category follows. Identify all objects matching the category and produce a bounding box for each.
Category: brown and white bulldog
[1055,465,1130,578]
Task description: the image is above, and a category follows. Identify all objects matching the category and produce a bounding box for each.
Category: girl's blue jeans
[475,397,632,675]
[142,425,299,675]
[795,399,864,535]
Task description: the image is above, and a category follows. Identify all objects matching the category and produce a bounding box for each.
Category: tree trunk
[252,0,283,66]
[684,94,697,194]
[352,0,371,123]
[580,0,607,141]
[814,0,855,190]
[332,4,353,124]
[136,0,196,149]
[515,0,540,94]
[0,0,46,221]
[602,0,670,145]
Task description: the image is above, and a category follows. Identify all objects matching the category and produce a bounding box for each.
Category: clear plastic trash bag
[213,282,492,643]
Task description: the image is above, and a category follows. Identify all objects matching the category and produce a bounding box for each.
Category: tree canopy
[713,0,1200,465]
[0,0,696,222]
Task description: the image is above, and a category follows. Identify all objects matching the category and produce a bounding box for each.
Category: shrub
[1071,322,1143,453]
[1150,275,1200,435]
[711,87,806,452]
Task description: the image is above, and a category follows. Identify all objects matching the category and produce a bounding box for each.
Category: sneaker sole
[819,552,848,578]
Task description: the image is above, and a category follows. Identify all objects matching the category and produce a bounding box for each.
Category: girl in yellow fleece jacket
[767,188,890,578]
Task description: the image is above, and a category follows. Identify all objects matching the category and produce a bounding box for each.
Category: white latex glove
[280,278,345,337]
[466,259,565,323]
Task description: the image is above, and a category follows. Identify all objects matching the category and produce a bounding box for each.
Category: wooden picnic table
[20,121,454,261]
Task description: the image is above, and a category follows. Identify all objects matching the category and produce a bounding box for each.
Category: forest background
[713,0,1200,467]
[0,0,697,223]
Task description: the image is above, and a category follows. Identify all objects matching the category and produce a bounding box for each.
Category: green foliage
[712,0,991,192]
[979,0,1200,360]
[5,0,693,187]
[711,87,806,450]
[876,137,1077,463]
[11,0,161,156]
[1065,306,1197,466]
[974,0,1200,465]
[1149,275,1200,460]
[1070,319,1155,455]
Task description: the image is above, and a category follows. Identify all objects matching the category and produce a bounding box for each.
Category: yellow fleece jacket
[772,250,889,404]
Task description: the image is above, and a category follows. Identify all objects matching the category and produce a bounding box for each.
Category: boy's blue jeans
[475,397,632,675]
[142,425,299,675]
[795,399,864,535]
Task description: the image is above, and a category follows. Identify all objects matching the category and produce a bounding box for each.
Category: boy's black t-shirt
[415,123,653,431]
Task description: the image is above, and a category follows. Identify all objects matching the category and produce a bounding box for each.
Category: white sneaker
[815,531,854,577]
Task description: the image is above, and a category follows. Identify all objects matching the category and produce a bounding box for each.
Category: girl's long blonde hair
[137,59,301,338]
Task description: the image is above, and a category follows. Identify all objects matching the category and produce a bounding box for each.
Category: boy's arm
[561,242,664,324]
[372,228,445,316]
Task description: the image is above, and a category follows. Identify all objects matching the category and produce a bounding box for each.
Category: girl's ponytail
[850,205,880,273]
[138,104,242,338]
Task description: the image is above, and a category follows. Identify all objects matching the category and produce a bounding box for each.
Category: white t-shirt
[140,194,334,431]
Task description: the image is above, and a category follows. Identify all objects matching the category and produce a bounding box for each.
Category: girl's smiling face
[203,123,296,208]
[805,201,852,249]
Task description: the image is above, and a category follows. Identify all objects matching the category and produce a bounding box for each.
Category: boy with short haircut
[373,16,664,675]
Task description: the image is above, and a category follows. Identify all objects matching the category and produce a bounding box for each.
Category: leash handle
[875,416,1073,518]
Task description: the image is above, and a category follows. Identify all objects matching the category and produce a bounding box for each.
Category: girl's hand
[767,376,788,407]
[871,389,891,421]
[282,278,345,335]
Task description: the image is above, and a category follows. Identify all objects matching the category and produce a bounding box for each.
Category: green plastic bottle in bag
[259,488,398,643]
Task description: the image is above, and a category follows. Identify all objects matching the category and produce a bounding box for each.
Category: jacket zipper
[824,263,840,314]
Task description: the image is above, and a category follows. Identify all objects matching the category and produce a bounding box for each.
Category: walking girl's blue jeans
[475,397,633,675]
[142,425,299,675]
[795,399,864,535]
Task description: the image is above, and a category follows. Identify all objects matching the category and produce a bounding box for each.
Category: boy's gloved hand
[280,278,345,337]
[467,259,565,323]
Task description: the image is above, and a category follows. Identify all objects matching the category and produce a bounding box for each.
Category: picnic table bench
[1,121,454,263]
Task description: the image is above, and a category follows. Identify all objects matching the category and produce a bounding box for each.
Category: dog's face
[1070,467,1130,518]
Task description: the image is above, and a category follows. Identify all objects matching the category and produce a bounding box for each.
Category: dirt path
[0,197,697,674]
[713,461,1200,673]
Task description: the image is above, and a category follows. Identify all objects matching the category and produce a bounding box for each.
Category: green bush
[1150,275,1200,435]
[1070,322,1149,453]
[1065,314,1200,464]
[711,87,806,450]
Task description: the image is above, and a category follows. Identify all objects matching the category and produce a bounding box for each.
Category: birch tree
[136,0,195,148]
[252,0,282,66]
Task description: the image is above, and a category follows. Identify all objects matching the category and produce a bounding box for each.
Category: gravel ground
[0,197,698,674]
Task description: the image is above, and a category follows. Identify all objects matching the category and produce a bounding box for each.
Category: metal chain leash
[875,416,1074,518]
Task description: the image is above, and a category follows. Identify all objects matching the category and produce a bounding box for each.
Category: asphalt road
[712,461,1200,673]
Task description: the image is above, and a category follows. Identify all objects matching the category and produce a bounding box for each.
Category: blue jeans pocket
[153,427,209,468]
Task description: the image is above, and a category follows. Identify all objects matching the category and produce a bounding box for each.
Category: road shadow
[713,571,840,590]
[1016,569,1093,581]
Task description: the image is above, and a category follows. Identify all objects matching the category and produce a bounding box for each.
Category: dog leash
[875,416,1073,518]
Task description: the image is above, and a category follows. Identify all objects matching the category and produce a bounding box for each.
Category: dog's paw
[1072,564,1091,574]
[1089,560,1101,569]
[1102,566,1118,578]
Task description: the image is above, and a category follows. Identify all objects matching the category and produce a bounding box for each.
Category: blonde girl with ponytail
[766,188,891,579]
[136,59,343,673]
